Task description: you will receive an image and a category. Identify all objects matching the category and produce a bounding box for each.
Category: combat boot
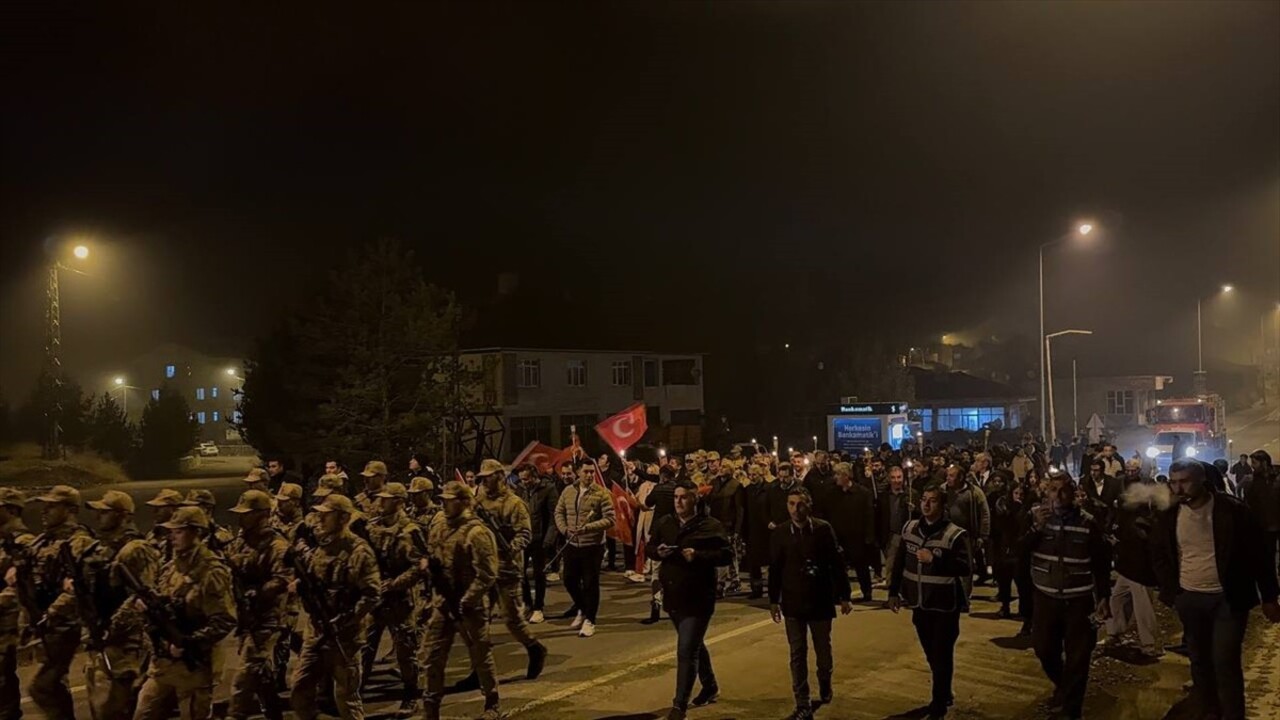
[526,641,548,680]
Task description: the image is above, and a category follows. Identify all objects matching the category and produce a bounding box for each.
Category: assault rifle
[285,524,350,662]
[0,535,45,639]
[408,528,473,644]
[118,563,204,671]
[472,504,513,556]
[58,541,112,671]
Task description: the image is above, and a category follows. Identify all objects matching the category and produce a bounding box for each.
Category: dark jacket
[803,467,836,519]
[1242,472,1280,532]
[645,479,694,525]
[826,483,876,565]
[742,481,774,568]
[1081,473,1124,530]
[1019,505,1112,601]
[652,514,733,617]
[875,490,914,547]
[1150,493,1280,613]
[768,518,852,620]
[946,481,990,539]
[1112,502,1158,587]
[706,474,744,535]
[516,477,560,548]
[889,517,971,613]
[766,480,803,528]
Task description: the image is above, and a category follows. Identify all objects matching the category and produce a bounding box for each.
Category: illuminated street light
[226,367,238,376]
[1039,221,1101,438]
[1077,223,1093,236]
[1221,284,1233,293]
[1197,284,1234,375]
[114,376,125,386]
[73,245,90,260]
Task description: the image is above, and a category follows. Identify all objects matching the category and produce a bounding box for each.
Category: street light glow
[114,376,125,386]
[1221,284,1233,293]
[226,368,238,376]
[1077,223,1093,236]
[72,245,90,260]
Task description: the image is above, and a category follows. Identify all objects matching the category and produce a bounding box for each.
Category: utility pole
[43,264,64,459]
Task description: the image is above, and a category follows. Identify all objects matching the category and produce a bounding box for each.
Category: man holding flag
[554,463,617,637]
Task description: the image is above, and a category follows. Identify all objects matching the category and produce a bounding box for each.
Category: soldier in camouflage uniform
[183,489,235,553]
[83,490,163,720]
[419,481,502,720]
[406,477,438,525]
[225,490,291,720]
[145,489,185,562]
[475,459,547,681]
[272,483,305,541]
[290,494,381,720]
[355,461,389,516]
[270,483,305,692]
[0,488,33,720]
[133,506,238,720]
[26,485,97,720]
[360,482,424,716]
[243,468,272,495]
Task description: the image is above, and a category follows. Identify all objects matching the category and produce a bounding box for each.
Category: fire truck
[1144,394,1228,476]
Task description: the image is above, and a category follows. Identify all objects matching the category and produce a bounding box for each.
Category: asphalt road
[1228,402,1280,459]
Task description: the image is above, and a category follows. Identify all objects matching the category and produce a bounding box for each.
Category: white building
[460,347,706,459]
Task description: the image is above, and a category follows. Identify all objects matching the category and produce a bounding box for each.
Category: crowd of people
[0,435,1277,720]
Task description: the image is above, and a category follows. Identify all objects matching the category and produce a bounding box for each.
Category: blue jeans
[669,613,715,709]
[1175,591,1249,720]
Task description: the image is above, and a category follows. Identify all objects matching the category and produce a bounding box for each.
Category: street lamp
[1195,284,1233,391]
[111,376,140,415]
[1039,222,1096,439]
[1045,329,1093,443]
[73,245,90,260]
[43,239,93,458]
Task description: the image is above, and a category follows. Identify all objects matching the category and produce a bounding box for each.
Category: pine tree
[133,386,199,478]
[86,392,135,463]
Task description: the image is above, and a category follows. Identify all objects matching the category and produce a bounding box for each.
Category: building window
[662,359,698,385]
[559,414,597,449]
[643,360,659,387]
[151,389,160,401]
[517,360,541,389]
[232,410,243,424]
[669,409,701,426]
[566,360,587,387]
[1106,390,1134,416]
[196,411,207,424]
[212,411,220,423]
[195,388,206,401]
[211,386,218,399]
[611,361,632,387]
[930,406,1004,432]
[165,364,176,379]
[509,416,551,451]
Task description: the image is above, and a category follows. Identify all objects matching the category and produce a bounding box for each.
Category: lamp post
[43,241,92,459]
[1045,329,1092,444]
[1194,284,1232,394]
[1039,222,1094,439]
[111,376,139,416]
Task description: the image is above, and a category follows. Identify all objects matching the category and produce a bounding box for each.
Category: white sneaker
[578,620,596,637]
[625,571,644,583]
[528,610,545,624]
[569,612,585,630]
[546,572,561,582]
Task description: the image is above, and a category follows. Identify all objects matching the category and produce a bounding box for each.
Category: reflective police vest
[1029,508,1097,600]
[900,518,967,612]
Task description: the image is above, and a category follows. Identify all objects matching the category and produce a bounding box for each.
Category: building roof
[910,368,1028,402]
[461,347,705,356]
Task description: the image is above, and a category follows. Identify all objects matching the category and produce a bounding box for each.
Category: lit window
[165,364,176,379]
[211,387,218,399]
[517,360,541,388]
[566,360,587,387]
[212,411,220,423]
[611,361,632,387]
[151,389,160,401]
[195,388,206,401]
[232,410,243,424]
[196,412,207,424]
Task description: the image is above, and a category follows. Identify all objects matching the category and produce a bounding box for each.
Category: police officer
[1021,471,1112,720]
[145,488,185,561]
[475,459,548,680]
[355,461,390,516]
[83,490,162,720]
[26,485,97,720]
[360,482,424,717]
[289,494,381,720]
[183,489,236,552]
[420,480,502,720]
[0,487,33,719]
[888,486,970,719]
[225,490,291,720]
[132,506,238,720]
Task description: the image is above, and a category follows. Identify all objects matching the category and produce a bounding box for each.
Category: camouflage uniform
[225,491,292,720]
[0,489,34,720]
[290,495,381,720]
[184,489,236,553]
[270,483,306,692]
[144,489,185,563]
[359,483,423,712]
[406,476,439,526]
[133,506,238,720]
[476,475,541,652]
[354,460,390,517]
[420,482,501,720]
[27,486,98,720]
[83,491,163,720]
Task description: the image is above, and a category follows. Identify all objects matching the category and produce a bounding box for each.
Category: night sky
[2,2,1277,415]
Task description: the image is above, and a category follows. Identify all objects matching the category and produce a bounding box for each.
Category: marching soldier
[360,482,423,717]
[243,468,273,495]
[270,482,305,692]
[420,480,502,720]
[0,488,34,719]
[183,489,236,552]
[145,489,185,562]
[132,506,238,720]
[83,491,162,720]
[289,494,381,720]
[406,477,439,525]
[225,490,291,720]
[26,485,97,720]
[475,459,548,681]
[272,483,305,541]
[355,461,390,516]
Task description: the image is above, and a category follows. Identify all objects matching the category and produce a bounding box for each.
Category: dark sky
[2,1,1278,408]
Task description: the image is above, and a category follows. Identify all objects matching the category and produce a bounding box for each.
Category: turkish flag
[595,403,648,457]
[590,462,635,546]
[511,441,561,476]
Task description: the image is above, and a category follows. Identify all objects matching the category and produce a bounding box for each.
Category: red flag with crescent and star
[510,440,561,476]
[594,403,648,457]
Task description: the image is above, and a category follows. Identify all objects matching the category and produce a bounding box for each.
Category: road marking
[1235,407,1280,433]
[508,616,776,716]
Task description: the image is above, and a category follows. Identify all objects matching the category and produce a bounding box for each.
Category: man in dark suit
[1081,459,1123,531]
[1150,460,1280,720]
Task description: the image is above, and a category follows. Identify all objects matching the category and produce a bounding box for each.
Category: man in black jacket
[803,451,836,520]
[769,487,853,720]
[827,463,876,602]
[1243,450,1279,579]
[652,485,733,720]
[1100,481,1163,657]
[767,464,802,530]
[1150,460,1280,720]
[516,464,559,624]
[1081,459,1123,531]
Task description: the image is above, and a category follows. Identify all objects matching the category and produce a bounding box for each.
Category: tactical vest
[900,519,967,612]
[1029,510,1096,599]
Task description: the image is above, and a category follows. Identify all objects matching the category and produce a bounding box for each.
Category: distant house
[909,368,1034,433]
[120,343,245,444]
